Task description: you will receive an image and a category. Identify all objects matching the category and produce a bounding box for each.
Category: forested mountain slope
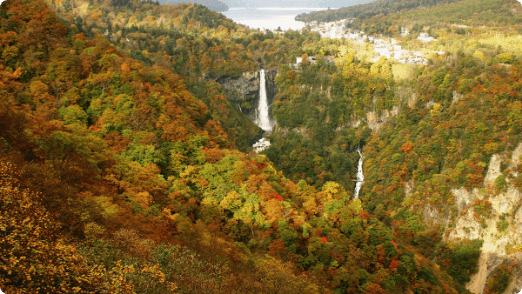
[295,0,466,23]
[360,0,522,37]
[44,0,333,150]
[267,0,522,293]
[162,0,229,12]
[0,0,474,293]
[48,0,263,150]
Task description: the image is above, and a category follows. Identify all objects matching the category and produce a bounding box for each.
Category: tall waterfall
[255,69,272,132]
[354,148,364,198]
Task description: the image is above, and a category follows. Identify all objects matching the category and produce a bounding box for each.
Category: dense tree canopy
[295,0,466,23]
[3,0,522,292]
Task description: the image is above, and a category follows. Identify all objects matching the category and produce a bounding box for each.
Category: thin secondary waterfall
[255,69,272,132]
[354,148,364,198]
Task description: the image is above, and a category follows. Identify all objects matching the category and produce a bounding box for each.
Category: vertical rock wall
[216,69,278,141]
[216,71,260,121]
[265,70,278,116]
[424,143,522,294]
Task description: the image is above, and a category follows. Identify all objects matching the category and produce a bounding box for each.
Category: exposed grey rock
[366,105,400,131]
[215,70,278,127]
[443,144,522,293]
[453,90,463,103]
[467,253,522,294]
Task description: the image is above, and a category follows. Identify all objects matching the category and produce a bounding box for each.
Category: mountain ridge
[296,0,467,23]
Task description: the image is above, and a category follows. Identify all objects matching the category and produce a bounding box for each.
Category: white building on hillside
[253,138,270,152]
[417,32,435,42]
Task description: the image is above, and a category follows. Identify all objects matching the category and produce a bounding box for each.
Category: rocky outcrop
[467,253,520,294]
[466,253,522,294]
[335,86,411,132]
[216,71,260,121]
[273,126,311,139]
[453,90,464,103]
[401,142,522,294]
[443,143,522,294]
[408,93,417,109]
[265,70,278,108]
[366,106,400,131]
[333,106,400,132]
[504,265,522,294]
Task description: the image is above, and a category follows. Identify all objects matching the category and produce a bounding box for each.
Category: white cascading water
[255,69,272,132]
[354,148,364,198]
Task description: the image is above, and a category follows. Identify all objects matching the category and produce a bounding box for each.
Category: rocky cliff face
[217,71,260,121]
[418,143,522,294]
[265,70,278,111]
[334,86,415,132]
[216,70,278,133]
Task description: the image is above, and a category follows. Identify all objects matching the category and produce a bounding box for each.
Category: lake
[222,7,330,31]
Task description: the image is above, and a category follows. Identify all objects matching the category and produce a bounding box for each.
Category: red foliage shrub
[389,259,399,270]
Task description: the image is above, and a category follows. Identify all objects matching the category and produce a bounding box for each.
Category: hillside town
[305,19,444,65]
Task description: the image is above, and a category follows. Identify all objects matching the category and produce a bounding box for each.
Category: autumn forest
[2,0,522,293]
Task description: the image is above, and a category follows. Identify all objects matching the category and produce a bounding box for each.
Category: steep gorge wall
[418,143,522,294]
[265,70,278,114]
[216,70,278,126]
[217,71,260,120]
[215,70,278,146]
[335,86,415,132]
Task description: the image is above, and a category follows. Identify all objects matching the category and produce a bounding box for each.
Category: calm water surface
[222,7,330,31]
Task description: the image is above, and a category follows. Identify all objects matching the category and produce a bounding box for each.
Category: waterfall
[354,148,364,198]
[255,69,272,132]
[251,69,275,152]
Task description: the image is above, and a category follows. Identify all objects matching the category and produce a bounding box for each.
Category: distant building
[253,138,270,152]
[417,32,435,42]
[296,56,317,65]
[451,24,469,28]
